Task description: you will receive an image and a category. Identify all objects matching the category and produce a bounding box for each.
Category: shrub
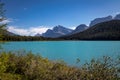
[0,51,120,80]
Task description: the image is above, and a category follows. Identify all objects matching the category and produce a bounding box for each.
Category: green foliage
[0,73,22,80]
[82,56,120,80]
[0,51,120,80]
[0,52,9,73]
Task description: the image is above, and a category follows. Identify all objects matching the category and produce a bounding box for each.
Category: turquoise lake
[1,41,120,65]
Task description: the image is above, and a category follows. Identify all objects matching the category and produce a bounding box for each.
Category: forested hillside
[60,20,120,40]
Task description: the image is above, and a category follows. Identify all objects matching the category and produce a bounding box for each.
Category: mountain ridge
[60,20,120,40]
[35,13,120,38]
[89,15,113,27]
[42,25,73,38]
[70,24,88,34]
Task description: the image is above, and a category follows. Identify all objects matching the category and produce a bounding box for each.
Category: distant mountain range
[60,20,120,40]
[4,13,120,40]
[70,24,88,34]
[89,13,120,27]
[114,14,120,20]
[42,25,73,38]
[38,24,88,38]
[35,33,42,37]
[89,15,112,27]
[34,13,120,38]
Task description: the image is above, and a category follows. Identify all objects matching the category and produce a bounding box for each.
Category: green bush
[0,51,120,80]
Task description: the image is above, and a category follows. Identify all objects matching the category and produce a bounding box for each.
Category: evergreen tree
[0,1,6,41]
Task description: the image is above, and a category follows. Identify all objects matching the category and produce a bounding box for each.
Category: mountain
[60,20,120,40]
[42,29,61,38]
[89,15,112,27]
[42,25,73,38]
[114,14,120,20]
[35,33,42,36]
[70,24,88,34]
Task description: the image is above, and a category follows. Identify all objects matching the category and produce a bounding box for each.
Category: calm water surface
[1,41,120,65]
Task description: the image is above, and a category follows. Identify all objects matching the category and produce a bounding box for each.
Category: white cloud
[115,12,120,15]
[7,26,50,36]
[7,25,77,36]
[69,26,76,30]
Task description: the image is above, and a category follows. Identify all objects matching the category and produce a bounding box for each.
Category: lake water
[1,41,120,65]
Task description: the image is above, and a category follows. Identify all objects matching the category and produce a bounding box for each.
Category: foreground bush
[0,51,120,80]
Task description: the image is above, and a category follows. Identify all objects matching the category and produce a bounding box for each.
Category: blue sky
[2,0,120,35]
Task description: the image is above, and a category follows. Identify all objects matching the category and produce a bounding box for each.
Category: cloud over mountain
[7,26,50,36]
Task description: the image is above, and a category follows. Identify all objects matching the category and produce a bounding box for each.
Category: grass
[0,51,120,80]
